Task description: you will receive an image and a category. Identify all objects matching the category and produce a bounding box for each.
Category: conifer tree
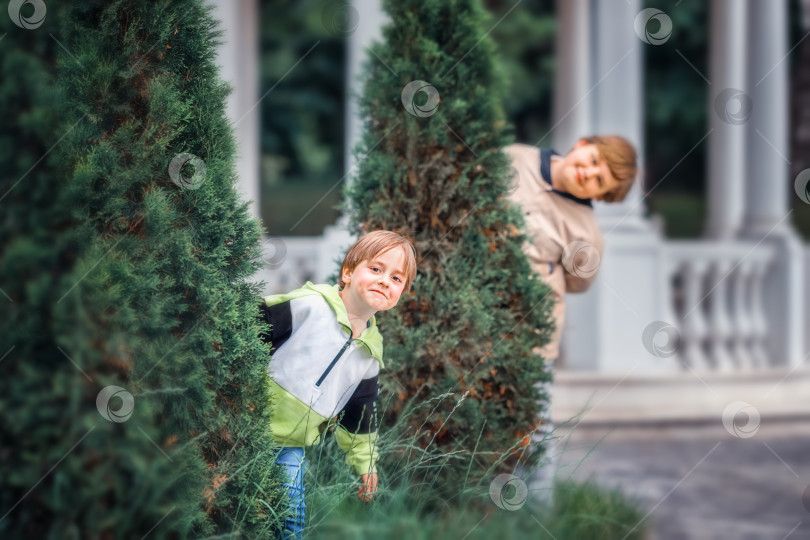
[1,1,283,536]
[346,0,555,489]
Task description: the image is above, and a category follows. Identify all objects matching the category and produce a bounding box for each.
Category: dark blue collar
[540,148,593,208]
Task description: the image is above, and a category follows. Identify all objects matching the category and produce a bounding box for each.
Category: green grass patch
[303,475,646,539]
[277,392,648,539]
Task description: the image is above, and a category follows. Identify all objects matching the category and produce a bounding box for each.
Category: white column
[552,0,592,154]
[558,0,671,375]
[345,0,388,175]
[209,0,260,219]
[592,0,645,229]
[705,0,747,239]
[740,0,805,369]
[741,0,790,236]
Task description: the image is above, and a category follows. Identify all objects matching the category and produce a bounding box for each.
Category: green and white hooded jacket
[259,282,383,475]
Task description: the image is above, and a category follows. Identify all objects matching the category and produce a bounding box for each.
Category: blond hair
[339,230,417,291]
[580,135,637,202]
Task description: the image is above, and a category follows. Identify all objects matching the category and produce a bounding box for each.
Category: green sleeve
[334,426,378,476]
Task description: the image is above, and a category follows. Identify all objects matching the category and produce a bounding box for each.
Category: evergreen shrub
[346,0,556,493]
[0,1,285,536]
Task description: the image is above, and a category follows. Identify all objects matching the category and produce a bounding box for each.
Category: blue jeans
[275,447,306,539]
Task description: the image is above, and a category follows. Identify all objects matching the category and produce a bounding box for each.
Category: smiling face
[340,246,408,314]
[555,140,621,200]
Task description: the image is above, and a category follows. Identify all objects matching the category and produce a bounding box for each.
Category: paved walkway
[555,426,810,539]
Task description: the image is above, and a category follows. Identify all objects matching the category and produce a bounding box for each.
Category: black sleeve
[257,300,293,351]
[338,376,378,435]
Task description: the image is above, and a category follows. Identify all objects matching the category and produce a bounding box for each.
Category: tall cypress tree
[1,1,283,536]
[346,0,555,489]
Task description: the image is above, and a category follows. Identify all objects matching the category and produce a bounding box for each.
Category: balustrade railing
[258,235,804,374]
[666,242,776,372]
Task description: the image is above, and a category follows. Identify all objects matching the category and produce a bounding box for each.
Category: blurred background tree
[790,0,810,239]
[259,0,346,235]
[259,0,809,240]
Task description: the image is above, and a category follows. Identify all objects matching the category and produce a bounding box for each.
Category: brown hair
[580,135,637,202]
[339,230,418,291]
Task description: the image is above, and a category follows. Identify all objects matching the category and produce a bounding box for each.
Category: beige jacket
[504,143,604,363]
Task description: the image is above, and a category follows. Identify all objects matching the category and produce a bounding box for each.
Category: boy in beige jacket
[504,136,637,363]
[504,135,637,500]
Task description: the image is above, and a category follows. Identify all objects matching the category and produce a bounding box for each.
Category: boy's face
[558,141,620,200]
[341,246,408,313]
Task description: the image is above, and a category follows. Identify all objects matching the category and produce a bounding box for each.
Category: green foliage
[345,0,555,491]
[259,0,346,187]
[259,0,347,235]
[485,0,556,145]
[257,0,558,236]
[551,479,647,539]
[646,192,706,238]
[295,417,646,539]
[0,1,285,536]
[642,0,709,201]
[259,176,342,236]
[307,491,645,539]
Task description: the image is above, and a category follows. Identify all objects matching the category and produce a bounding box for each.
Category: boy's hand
[358,472,378,502]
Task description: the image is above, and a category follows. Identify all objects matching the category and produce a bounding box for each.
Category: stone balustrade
[666,241,776,372]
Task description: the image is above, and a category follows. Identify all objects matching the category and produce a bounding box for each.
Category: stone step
[550,366,810,436]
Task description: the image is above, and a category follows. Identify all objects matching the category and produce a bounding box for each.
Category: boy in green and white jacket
[259,231,416,538]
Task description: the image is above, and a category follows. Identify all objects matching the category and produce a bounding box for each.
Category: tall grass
[284,391,648,539]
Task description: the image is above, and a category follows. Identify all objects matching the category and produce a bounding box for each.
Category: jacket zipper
[314,335,353,388]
